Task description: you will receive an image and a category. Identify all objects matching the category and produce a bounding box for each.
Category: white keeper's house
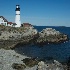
[0,16,8,26]
[0,16,16,27]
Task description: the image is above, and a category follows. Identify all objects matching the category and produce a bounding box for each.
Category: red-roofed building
[21,23,32,27]
[7,22,17,27]
[7,22,13,26]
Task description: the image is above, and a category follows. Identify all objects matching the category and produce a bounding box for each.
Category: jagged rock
[0,26,38,49]
[0,26,38,40]
[36,28,68,44]
[22,58,39,67]
[12,63,26,70]
[37,61,45,70]
[0,26,68,49]
[37,60,64,70]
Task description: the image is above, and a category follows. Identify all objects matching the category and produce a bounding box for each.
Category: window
[5,23,6,26]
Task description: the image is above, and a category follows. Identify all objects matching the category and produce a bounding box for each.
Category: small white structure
[7,22,13,27]
[15,5,21,27]
[7,22,16,27]
[0,16,8,26]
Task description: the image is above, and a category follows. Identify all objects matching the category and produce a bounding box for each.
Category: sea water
[15,26,70,62]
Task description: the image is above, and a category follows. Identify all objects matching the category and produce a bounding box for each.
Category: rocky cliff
[0,25,68,49]
[0,25,38,49]
[36,28,68,44]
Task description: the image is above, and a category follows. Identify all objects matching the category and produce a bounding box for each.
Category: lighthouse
[15,5,21,27]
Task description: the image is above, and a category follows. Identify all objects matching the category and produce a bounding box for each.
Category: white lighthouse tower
[15,5,21,27]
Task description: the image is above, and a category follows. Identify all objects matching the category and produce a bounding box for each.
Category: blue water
[15,26,70,62]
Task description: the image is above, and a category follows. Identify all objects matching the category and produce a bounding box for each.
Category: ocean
[14,26,70,62]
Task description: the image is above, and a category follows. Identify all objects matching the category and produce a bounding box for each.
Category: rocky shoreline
[0,49,69,70]
[0,25,69,70]
[0,25,68,49]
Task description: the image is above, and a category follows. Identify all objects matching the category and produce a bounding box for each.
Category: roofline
[0,16,8,22]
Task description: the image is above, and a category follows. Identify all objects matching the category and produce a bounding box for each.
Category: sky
[0,0,70,26]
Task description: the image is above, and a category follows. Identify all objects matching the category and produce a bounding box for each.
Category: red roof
[21,23,32,27]
[8,22,13,24]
